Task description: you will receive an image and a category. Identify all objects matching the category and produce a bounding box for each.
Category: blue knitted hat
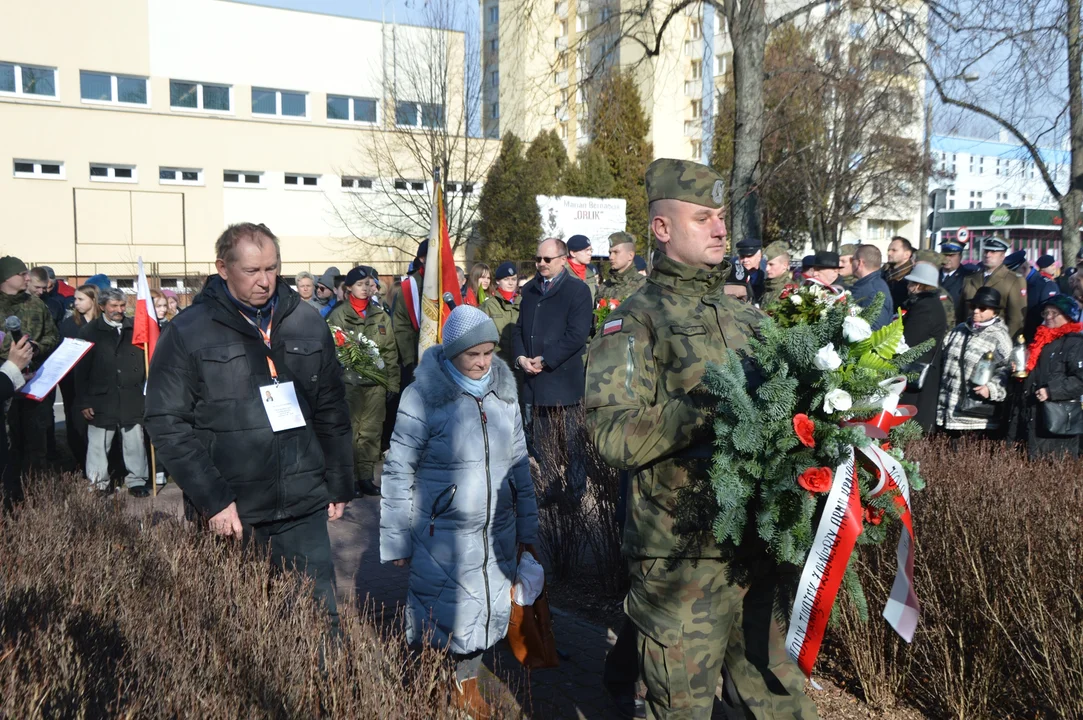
[442,305,499,359]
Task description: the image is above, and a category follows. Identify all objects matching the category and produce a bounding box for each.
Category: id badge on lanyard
[244,312,306,433]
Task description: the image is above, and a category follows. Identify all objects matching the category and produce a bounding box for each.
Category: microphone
[4,316,22,345]
[442,291,457,310]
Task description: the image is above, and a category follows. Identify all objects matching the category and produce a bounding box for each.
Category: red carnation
[333,329,347,347]
[597,299,608,309]
[608,298,620,309]
[864,506,885,526]
[797,467,833,494]
[793,414,816,448]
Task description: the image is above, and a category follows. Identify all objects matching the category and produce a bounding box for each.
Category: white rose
[791,295,803,306]
[896,337,910,354]
[842,316,873,343]
[823,388,853,413]
[813,343,843,371]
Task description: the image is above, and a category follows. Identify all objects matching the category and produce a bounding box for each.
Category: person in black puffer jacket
[144,223,353,629]
[1012,294,1083,459]
[899,262,948,433]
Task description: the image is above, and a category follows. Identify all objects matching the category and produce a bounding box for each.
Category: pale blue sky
[236,0,464,29]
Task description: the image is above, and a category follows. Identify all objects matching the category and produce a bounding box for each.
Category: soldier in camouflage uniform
[585,161,816,719]
[328,267,400,496]
[598,232,647,305]
[759,241,792,308]
[479,261,520,368]
[837,243,858,289]
[0,256,60,479]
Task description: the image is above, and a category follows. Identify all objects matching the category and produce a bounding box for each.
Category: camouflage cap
[608,231,637,247]
[764,241,790,260]
[914,248,942,265]
[838,243,859,257]
[645,158,725,208]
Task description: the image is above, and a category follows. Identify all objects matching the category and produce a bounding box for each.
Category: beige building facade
[1,0,488,288]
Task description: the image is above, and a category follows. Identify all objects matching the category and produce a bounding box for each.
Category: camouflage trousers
[625,558,817,720]
[345,383,386,482]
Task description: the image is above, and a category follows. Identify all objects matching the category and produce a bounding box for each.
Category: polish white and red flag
[132,257,160,361]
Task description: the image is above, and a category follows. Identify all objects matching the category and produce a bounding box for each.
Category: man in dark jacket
[884,235,916,310]
[76,288,150,496]
[939,238,975,307]
[144,223,354,628]
[851,244,895,330]
[512,237,593,503]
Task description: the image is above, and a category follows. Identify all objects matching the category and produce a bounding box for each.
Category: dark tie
[543,280,552,294]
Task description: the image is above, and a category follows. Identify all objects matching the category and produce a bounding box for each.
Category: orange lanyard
[239,311,277,382]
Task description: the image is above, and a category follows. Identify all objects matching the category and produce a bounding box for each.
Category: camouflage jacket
[479,292,520,368]
[585,251,763,560]
[0,290,59,371]
[597,264,646,305]
[758,274,790,309]
[327,300,400,393]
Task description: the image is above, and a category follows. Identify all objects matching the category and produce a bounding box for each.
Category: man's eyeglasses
[535,254,566,264]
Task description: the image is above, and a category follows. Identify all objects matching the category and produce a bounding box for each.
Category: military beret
[645,158,725,209]
[567,234,591,252]
[735,238,763,257]
[608,231,637,248]
[983,236,1010,253]
[495,261,517,280]
[1036,254,1055,269]
[838,243,859,257]
[914,249,942,265]
[764,241,789,260]
[415,239,429,260]
[1004,250,1027,270]
[634,255,647,271]
[345,266,371,287]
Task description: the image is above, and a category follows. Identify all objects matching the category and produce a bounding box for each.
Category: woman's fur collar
[413,345,518,406]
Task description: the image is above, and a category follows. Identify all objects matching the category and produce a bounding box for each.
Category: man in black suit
[512,237,593,505]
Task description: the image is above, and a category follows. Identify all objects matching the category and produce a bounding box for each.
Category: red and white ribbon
[785,439,920,677]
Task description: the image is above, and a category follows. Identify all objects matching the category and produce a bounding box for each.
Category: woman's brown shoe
[452,677,492,720]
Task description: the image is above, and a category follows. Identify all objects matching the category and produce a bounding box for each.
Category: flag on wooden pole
[132,258,160,360]
[132,257,161,496]
[418,168,461,356]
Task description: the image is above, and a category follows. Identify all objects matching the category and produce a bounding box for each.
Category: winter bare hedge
[0,475,473,719]
[833,436,1083,720]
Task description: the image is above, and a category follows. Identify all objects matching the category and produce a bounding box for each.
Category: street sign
[957,227,969,245]
[989,208,1011,226]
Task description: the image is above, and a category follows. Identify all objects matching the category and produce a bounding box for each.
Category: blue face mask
[442,356,492,398]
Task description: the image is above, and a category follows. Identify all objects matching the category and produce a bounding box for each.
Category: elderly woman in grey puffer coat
[380,305,538,716]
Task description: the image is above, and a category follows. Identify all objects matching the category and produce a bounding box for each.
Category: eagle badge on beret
[712,179,725,205]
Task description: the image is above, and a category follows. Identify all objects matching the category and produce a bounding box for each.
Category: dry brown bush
[831,436,1083,720]
[0,474,500,719]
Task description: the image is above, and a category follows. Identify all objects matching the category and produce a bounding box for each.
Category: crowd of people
[4,158,1083,719]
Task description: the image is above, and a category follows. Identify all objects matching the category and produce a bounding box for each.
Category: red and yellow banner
[418,176,462,355]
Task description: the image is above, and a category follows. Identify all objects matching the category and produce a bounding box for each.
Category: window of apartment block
[13,159,64,180]
[691,140,702,158]
[327,95,378,123]
[560,122,568,139]
[89,163,137,183]
[170,80,231,112]
[491,102,500,119]
[341,176,374,191]
[394,179,426,192]
[159,167,203,185]
[284,173,320,188]
[995,158,1003,176]
[691,59,702,79]
[80,71,148,105]
[576,15,585,32]
[691,99,701,117]
[491,71,499,87]
[223,170,264,187]
[252,87,307,117]
[560,19,568,36]
[978,157,985,174]
[715,54,727,75]
[488,5,498,24]
[601,7,612,21]
[490,38,498,52]
[395,101,445,128]
[690,20,702,39]
[0,62,57,97]
[968,155,975,174]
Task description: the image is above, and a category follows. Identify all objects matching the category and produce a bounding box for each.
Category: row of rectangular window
[12,160,472,193]
[2,63,443,128]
